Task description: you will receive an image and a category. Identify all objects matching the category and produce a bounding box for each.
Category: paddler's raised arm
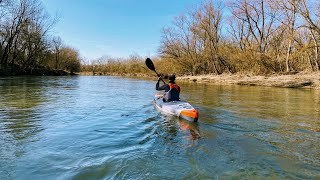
[156,77,167,90]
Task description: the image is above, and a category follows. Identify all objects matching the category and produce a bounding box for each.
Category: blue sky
[42,0,197,61]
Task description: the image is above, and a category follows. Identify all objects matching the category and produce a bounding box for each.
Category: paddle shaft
[154,69,166,84]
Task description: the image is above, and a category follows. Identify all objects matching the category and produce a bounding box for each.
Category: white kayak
[154,94,199,122]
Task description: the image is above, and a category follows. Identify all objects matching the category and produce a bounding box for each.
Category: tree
[160,14,201,75]
[0,0,54,70]
[160,1,234,75]
[52,36,62,69]
[296,0,320,71]
[59,46,81,73]
[274,0,298,72]
[192,1,233,74]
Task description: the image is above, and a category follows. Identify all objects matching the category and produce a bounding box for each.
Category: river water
[0,76,319,179]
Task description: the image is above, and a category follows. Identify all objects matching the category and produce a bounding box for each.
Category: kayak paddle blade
[145,58,156,71]
[145,57,165,84]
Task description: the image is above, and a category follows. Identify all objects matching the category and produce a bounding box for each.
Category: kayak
[154,94,199,122]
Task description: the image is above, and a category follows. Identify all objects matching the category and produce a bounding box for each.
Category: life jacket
[169,83,180,92]
[164,83,180,101]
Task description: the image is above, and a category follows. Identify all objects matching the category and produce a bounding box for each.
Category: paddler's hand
[157,76,162,82]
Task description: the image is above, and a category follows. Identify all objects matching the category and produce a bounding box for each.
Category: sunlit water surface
[0,76,319,179]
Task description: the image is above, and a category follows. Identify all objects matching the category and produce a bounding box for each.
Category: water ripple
[0,76,319,179]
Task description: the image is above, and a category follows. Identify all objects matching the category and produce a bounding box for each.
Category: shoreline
[80,72,320,89]
[176,73,320,89]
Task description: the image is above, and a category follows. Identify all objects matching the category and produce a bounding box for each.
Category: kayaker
[156,74,180,102]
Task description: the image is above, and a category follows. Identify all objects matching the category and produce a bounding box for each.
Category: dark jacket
[156,80,180,101]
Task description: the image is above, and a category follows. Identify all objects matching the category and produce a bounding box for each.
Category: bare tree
[0,0,56,72]
[192,1,227,74]
[52,36,62,69]
[276,0,298,72]
[160,1,234,75]
[160,13,201,75]
[296,0,320,71]
[230,0,277,68]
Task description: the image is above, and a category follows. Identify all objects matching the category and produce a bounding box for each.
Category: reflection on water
[182,82,320,131]
[0,77,46,143]
[179,119,201,140]
[0,76,80,179]
[180,82,320,178]
[0,76,319,179]
[0,77,46,179]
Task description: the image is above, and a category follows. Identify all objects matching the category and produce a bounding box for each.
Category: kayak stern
[180,109,199,122]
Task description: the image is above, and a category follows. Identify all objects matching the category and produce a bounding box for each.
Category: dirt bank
[177,73,320,89]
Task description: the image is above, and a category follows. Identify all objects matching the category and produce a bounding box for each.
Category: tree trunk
[307,55,314,71]
[285,40,292,72]
[315,46,319,71]
[311,31,320,71]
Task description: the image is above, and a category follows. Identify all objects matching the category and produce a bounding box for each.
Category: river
[0,76,319,179]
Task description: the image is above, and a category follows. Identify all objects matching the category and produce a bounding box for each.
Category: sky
[41,0,198,61]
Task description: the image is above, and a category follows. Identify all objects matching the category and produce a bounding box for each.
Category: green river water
[0,76,319,179]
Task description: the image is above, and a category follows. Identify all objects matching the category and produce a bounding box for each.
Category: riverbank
[177,73,320,89]
[80,71,320,89]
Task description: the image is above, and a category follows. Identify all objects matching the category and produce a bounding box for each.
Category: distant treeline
[81,54,181,76]
[83,0,320,76]
[0,0,81,75]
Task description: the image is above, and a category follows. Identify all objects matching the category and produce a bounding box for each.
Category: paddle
[145,58,166,84]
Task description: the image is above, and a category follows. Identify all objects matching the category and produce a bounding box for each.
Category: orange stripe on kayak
[180,109,199,119]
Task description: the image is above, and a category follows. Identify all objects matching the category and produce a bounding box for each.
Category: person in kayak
[156,74,180,102]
